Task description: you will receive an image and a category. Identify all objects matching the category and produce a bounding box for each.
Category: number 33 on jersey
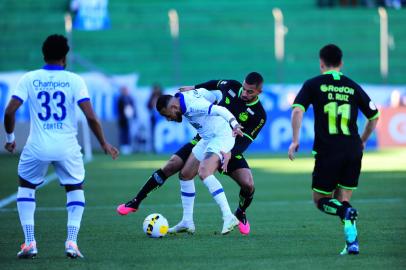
[12,65,90,160]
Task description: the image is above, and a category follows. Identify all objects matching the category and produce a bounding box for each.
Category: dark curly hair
[42,34,70,61]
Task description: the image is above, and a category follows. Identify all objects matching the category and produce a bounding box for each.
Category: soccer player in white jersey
[3,34,119,259]
[155,89,242,234]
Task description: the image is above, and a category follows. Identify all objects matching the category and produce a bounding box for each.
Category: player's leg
[168,154,200,234]
[335,150,362,255]
[16,151,48,258]
[198,138,239,235]
[117,142,194,215]
[311,152,348,218]
[55,155,85,259]
[228,161,254,234]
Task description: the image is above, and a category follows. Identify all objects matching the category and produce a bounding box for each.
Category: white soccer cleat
[17,241,38,259]
[168,220,195,234]
[221,214,240,235]
[65,241,84,259]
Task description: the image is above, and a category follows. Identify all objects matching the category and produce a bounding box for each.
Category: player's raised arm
[3,98,23,153]
[78,100,119,159]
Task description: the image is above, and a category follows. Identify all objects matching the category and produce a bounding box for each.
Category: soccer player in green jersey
[288,44,380,255]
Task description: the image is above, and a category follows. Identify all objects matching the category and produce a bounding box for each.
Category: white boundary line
[0,197,403,213]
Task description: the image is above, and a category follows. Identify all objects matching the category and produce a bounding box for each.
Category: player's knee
[179,168,194,180]
[162,155,184,177]
[241,181,255,194]
[197,166,210,180]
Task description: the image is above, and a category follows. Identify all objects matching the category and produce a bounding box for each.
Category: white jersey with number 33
[12,66,90,161]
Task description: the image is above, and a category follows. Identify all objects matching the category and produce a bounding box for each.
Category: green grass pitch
[0,150,405,270]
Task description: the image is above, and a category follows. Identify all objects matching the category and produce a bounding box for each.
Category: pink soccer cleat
[17,241,38,259]
[238,219,250,235]
[116,204,137,215]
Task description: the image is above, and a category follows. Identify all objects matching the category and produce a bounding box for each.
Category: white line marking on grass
[0,197,403,213]
[0,172,58,208]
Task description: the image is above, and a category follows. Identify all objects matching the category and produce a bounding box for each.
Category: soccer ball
[142,213,169,238]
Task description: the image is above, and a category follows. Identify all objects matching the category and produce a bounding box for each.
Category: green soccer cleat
[340,239,359,255]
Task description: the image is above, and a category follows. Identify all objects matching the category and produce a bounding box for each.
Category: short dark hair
[156,94,173,112]
[42,34,70,61]
[319,44,342,67]
[245,72,263,87]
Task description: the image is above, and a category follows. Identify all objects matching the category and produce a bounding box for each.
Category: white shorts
[18,148,85,186]
[192,135,235,162]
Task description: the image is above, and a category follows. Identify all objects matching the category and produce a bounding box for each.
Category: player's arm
[3,98,22,153]
[78,100,119,159]
[288,81,312,160]
[356,86,380,149]
[360,118,378,149]
[209,105,243,136]
[288,106,305,161]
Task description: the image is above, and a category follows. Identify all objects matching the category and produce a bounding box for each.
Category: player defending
[117,73,266,235]
[288,44,379,255]
[157,89,242,234]
[3,34,119,259]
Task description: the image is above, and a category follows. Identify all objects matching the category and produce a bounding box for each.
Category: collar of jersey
[43,64,64,70]
[323,70,342,80]
[238,87,260,106]
[175,92,186,114]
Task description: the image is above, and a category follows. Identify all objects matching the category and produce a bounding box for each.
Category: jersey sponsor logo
[189,108,207,114]
[239,112,249,122]
[251,118,265,137]
[228,90,236,97]
[33,80,70,89]
[320,84,354,95]
[247,108,254,115]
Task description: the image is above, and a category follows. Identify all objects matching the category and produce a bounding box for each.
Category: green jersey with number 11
[293,70,380,153]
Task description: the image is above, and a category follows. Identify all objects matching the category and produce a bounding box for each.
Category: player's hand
[220,151,231,173]
[178,86,194,92]
[102,143,119,160]
[361,141,366,150]
[288,142,299,161]
[231,123,244,137]
[4,141,16,153]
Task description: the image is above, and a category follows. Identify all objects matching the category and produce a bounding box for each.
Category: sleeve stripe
[208,103,214,115]
[12,95,24,103]
[77,97,90,104]
[292,104,306,112]
[368,111,380,120]
[243,132,254,141]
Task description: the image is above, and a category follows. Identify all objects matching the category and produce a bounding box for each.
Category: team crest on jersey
[225,97,230,104]
[239,112,249,122]
[228,90,236,97]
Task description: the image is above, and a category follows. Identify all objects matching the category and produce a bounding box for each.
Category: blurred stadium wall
[0,0,405,153]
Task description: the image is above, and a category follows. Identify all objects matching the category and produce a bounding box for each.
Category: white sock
[66,190,85,243]
[180,180,195,222]
[17,187,36,245]
[203,175,232,218]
